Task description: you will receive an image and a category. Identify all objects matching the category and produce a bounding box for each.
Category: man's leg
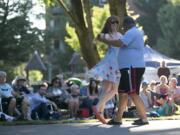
[107,68,130,124]
[8,98,16,116]
[32,103,49,120]
[21,98,30,120]
[114,93,128,122]
[131,94,147,121]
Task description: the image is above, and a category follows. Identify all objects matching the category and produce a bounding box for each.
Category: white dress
[88,32,122,84]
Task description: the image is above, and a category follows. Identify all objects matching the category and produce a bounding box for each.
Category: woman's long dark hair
[88,79,99,95]
[49,77,62,87]
[101,15,119,34]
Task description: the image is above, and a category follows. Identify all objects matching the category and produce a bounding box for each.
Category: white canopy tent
[144,45,180,68]
[143,45,180,81]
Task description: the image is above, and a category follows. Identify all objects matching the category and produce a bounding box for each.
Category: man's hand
[49,101,58,111]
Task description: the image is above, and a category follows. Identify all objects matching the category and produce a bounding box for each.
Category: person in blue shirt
[97,16,148,125]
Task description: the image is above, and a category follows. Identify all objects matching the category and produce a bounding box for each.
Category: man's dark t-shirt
[157,67,170,79]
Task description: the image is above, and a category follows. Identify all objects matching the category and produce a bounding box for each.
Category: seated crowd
[1,70,180,122]
[139,75,179,117]
[0,71,116,122]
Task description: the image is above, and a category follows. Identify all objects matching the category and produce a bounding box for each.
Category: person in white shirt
[0,71,16,116]
[139,81,152,112]
[169,77,180,105]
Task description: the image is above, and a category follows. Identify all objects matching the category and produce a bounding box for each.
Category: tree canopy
[156,0,180,58]
[133,0,168,46]
[0,0,45,80]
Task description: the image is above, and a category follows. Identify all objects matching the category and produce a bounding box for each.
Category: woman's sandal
[92,106,107,124]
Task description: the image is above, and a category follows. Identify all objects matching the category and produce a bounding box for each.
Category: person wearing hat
[12,76,30,96]
[12,76,31,120]
[97,16,148,125]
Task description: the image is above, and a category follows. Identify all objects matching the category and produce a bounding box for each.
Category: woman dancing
[88,16,122,124]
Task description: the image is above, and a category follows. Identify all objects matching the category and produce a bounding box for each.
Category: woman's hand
[93,33,105,47]
[97,33,105,41]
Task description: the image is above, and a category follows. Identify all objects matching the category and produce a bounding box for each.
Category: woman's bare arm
[97,33,124,47]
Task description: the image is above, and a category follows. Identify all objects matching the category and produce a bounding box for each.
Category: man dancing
[97,16,149,125]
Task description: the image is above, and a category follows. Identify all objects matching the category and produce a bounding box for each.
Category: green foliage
[65,4,146,58]
[0,63,16,83]
[29,70,43,83]
[65,5,110,58]
[65,23,80,53]
[171,0,180,5]
[126,5,148,43]
[92,5,110,57]
[133,0,168,46]
[0,0,45,79]
[156,0,180,59]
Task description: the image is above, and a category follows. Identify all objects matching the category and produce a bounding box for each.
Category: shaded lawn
[1,106,180,126]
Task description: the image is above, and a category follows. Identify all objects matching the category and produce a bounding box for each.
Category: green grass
[1,115,180,126]
[1,106,180,126]
[0,119,100,126]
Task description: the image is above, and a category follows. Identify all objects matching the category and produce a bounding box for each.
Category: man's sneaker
[107,119,122,125]
[132,119,149,125]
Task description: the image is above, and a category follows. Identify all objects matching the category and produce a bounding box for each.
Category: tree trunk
[82,0,94,40]
[70,0,99,68]
[57,0,127,68]
[58,0,100,68]
[108,0,127,32]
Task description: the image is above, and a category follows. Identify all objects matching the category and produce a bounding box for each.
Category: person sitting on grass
[169,77,180,105]
[139,81,153,112]
[149,95,177,117]
[80,79,100,117]
[68,84,80,119]
[29,83,58,120]
[156,75,170,97]
[0,71,21,118]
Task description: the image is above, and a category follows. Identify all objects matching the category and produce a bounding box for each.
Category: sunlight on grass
[1,106,180,126]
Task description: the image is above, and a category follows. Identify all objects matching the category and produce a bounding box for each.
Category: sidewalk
[1,120,180,135]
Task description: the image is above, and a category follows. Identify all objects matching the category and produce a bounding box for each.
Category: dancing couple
[88,15,149,125]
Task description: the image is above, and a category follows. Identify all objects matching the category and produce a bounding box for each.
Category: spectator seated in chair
[46,77,72,110]
[11,76,31,120]
[80,79,100,116]
[0,71,20,118]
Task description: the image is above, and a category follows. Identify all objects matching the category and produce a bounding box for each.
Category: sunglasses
[54,81,60,84]
[111,20,119,24]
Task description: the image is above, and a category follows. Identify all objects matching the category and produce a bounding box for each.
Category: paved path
[1,120,180,135]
